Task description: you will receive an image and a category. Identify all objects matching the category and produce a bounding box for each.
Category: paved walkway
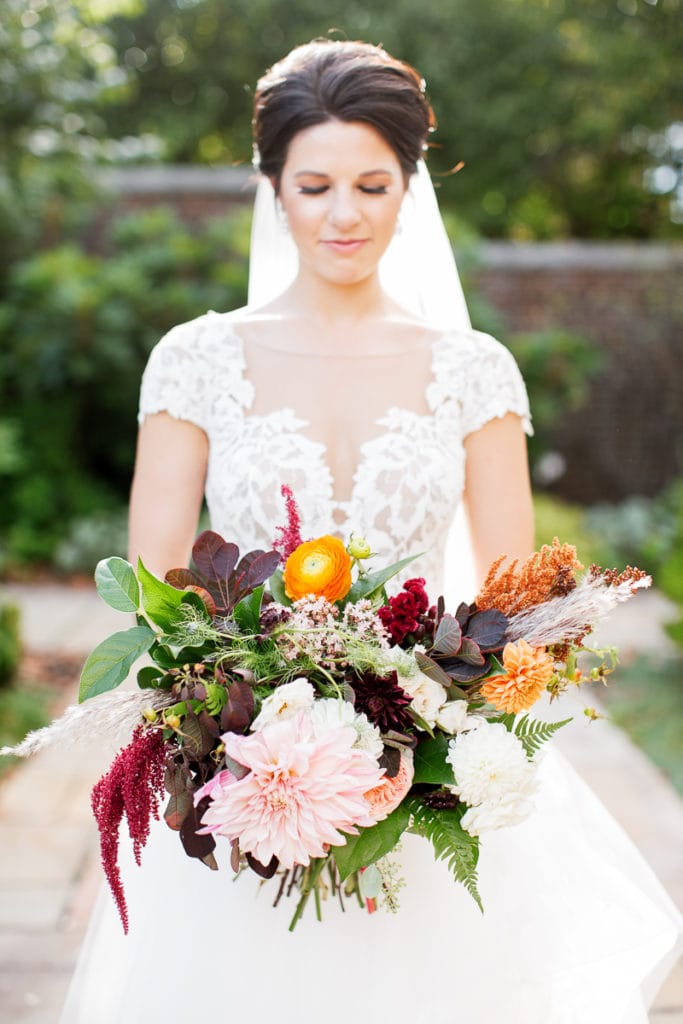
[0,582,681,1022]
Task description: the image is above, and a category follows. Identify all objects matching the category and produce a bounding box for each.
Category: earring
[275,198,289,233]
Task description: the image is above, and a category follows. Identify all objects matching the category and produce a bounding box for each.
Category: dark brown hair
[252,40,436,191]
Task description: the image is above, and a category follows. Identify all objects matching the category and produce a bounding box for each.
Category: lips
[322,239,368,254]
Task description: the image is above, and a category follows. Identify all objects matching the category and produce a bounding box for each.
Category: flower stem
[288,857,327,932]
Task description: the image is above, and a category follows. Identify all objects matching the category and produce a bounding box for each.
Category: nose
[327,187,362,230]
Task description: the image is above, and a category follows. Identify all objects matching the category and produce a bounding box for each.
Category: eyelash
[298,185,388,195]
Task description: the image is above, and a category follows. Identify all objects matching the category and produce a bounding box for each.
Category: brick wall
[98,167,683,501]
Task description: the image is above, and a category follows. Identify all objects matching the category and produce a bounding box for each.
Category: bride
[61,39,681,1023]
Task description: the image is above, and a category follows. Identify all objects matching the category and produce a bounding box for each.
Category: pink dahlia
[195,712,384,869]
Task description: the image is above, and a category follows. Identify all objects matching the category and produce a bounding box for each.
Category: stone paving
[0,582,681,1023]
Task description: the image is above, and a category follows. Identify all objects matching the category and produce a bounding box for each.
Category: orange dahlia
[283,535,353,603]
[480,639,554,714]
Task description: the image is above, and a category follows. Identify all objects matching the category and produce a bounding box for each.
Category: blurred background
[0,0,682,784]
[0,4,682,1019]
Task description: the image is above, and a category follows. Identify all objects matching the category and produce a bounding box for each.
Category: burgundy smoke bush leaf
[246,852,279,878]
[433,614,462,656]
[221,677,255,734]
[180,796,218,868]
[192,531,240,581]
[454,601,472,627]
[181,708,216,761]
[458,637,486,666]
[440,656,492,683]
[91,726,166,933]
[244,550,281,591]
[163,763,193,831]
[465,610,508,651]
[165,567,203,590]
[414,651,453,689]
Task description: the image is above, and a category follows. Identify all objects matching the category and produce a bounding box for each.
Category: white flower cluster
[380,648,479,734]
[251,679,383,759]
[273,597,388,670]
[446,723,538,836]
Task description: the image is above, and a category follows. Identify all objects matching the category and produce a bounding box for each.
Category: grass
[596,654,683,795]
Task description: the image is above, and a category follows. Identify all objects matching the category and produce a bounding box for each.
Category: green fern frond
[406,798,482,911]
[514,715,572,759]
[204,682,228,716]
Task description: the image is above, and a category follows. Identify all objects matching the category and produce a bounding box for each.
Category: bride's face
[276,119,407,286]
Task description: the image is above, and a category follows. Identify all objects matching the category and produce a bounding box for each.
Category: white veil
[247,158,475,597]
[248,159,471,332]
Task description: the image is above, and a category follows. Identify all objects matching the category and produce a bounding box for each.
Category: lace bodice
[138,310,532,594]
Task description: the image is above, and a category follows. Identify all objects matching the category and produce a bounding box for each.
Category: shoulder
[138,308,251,428]
[147,308,245,362]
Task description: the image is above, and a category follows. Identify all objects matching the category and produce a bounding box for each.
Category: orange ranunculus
[283,535,353,603]
[480,639,554,714]
[364,748,414,823]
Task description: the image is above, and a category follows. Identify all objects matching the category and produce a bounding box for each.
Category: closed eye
[298,185,389,195]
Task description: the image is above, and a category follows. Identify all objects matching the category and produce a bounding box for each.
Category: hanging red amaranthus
[91,726,166,933]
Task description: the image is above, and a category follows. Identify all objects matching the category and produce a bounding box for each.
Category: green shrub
[0,603,21,688]
[0,206,250,570]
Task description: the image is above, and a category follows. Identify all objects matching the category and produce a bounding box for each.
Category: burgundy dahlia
[91,726,166,933]
[351,670,414,733]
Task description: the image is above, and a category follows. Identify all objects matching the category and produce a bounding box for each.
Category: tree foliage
[98,0,683,238]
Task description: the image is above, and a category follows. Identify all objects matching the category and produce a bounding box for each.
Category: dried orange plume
[476,538,583,617]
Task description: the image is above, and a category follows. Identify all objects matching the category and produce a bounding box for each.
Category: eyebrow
[293,169,394,179]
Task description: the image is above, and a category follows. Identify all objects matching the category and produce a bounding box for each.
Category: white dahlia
[447,722,537,808]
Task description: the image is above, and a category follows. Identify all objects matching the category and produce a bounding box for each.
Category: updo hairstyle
[252,40,436,192]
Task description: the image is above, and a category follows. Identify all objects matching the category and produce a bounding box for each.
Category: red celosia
[273,484,304,563]
[91,726,166,933]
[378,577,431,644]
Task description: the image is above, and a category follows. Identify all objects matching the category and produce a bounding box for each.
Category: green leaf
[346,553,422,604]
[137,557,185,631]
[137,665,166,689]
[406,797,482,910]
[233,584,264,633]
[358,864,382,899]
[332,802,411,881]
[79,625,156,702]
[95,557,139,613]
[514,715,572,759]
[413,733,456,785]
[268,569,291,606]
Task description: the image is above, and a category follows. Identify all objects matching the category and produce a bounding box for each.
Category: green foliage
[413,733,456,786]
[0,683,54,780]
[95,556,140,613]
[332,802,412,881]
[598,655,683,795]
[0,604,21,688]
[78,623,156,701]
[406,797,482,910]
[100,0,683,239]
[0,207,249,571]
[533,492,611,569]
[507,329,604,473]
[514,715,572,760]
[582,478,683,651]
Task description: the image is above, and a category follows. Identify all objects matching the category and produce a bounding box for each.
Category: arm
[128,412,208,578]
[462,412,534,588]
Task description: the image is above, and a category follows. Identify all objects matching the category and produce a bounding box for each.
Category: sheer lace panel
[138,310,531,594]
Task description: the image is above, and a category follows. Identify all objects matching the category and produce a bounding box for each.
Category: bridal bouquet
[3,487,650,933]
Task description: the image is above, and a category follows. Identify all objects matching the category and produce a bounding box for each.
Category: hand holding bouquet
[3,487,650,932]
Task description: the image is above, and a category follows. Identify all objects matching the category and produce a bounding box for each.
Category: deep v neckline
[218,313,450,522]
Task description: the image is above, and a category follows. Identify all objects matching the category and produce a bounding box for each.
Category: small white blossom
[251,678,315,731]
[435,700,470,734]
[401,671,445,728]
[460,793,536,835]
[310,699,383,759]
[447,723,537,808]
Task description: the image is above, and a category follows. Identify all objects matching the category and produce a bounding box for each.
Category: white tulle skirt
[60,747,681,1024]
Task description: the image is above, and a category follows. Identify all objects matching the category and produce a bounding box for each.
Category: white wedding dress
[60,310,682,1024]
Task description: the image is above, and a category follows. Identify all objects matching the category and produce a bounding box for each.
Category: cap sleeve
[457,331,533,439]
[138,314,214,432]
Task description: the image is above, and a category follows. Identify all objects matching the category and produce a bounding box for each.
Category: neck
[278,265,394,326]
